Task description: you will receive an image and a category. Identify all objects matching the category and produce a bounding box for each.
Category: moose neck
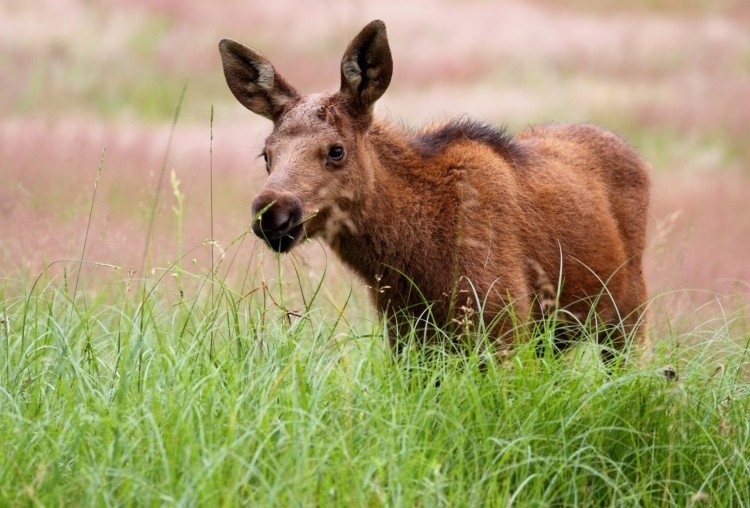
[333,122,457,315]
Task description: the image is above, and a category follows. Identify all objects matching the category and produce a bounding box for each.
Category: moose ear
[339,20,393,119]
[218,39,299,121]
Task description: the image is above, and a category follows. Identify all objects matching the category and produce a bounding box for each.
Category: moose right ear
[218,39,299,121]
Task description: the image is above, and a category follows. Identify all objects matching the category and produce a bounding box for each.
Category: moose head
[219,20,392,252]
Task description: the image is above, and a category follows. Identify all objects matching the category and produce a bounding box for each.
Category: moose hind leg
[598,270,648,367]
[528,260,578,356]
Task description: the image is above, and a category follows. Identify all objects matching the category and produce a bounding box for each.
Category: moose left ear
[339,20,393,120]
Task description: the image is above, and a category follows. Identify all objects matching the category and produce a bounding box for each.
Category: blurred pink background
[2,0,749,324]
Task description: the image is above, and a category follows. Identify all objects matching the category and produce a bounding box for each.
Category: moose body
[219,20,650,357]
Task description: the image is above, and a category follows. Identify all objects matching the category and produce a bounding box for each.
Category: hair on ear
[219,39,299,121]
[339,20,393,119]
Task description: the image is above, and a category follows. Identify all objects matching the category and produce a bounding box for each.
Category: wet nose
[251,190,303,242]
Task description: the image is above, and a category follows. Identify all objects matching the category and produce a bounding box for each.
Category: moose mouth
[252,221,305,253]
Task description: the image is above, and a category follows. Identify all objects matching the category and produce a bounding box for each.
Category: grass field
[2,260,749,505]
[2,0,750,505]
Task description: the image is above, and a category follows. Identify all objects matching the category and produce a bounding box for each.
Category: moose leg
[528,260,580,357]
[597,267,648,366]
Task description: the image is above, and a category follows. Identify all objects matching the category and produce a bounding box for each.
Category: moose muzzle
[251,190,304,253]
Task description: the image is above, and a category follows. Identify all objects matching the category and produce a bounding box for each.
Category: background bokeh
[2,0,749,325]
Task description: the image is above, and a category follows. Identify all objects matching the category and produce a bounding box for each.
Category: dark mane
[412,118,524,162]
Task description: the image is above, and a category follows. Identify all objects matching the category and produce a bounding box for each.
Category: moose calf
[219,20,650,361]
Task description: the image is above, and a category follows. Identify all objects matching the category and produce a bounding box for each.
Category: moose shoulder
[218,20,650,361]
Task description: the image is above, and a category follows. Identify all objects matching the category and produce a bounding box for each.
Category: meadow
[1,0,749,505]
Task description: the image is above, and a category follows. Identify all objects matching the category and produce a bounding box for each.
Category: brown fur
[219,20,650,359]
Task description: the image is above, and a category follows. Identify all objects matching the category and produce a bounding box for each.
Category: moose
[218,20,650,361]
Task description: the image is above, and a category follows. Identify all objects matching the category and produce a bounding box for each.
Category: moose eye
[261,151,270,173]
[327,144,345,163]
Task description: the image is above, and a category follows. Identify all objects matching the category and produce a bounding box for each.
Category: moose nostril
[251,193,303,240]
[274,212,293,233]
[255,205,292,234]
[261,208,292,235]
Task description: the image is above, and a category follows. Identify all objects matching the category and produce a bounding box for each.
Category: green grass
[1,265,749,506]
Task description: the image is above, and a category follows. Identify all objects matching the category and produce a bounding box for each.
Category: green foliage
[1,269,748,506]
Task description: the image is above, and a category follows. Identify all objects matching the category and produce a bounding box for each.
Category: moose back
[218,20,650,358]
